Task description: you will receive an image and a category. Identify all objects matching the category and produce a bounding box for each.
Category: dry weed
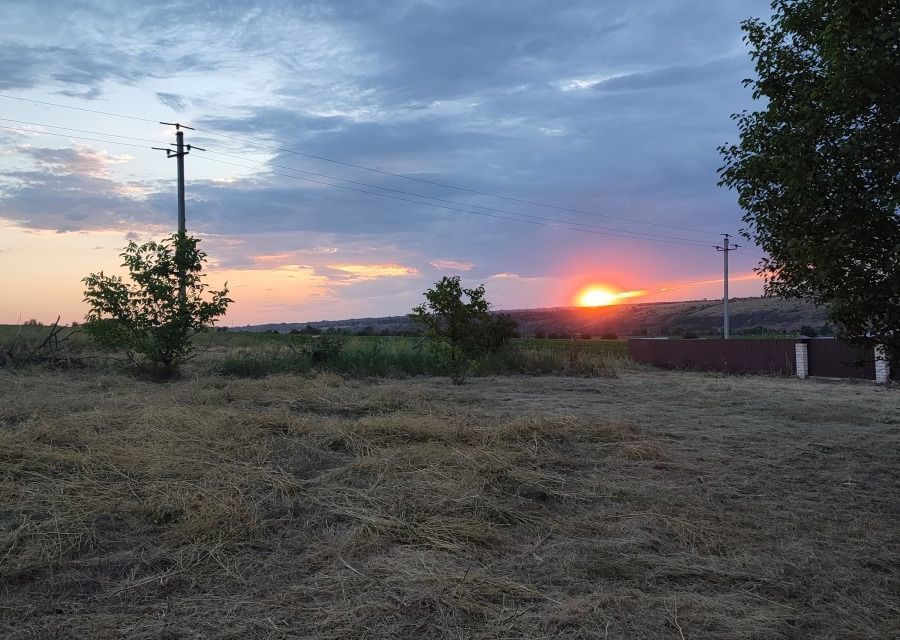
[1,369,897,638]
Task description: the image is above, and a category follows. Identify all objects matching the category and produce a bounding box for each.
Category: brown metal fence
[806,338,874,380]
[627,338,797,375]
[628,337,894,380]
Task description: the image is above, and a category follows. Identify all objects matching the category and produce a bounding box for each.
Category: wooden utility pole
[716,233,740,339]
[153,123,205,309]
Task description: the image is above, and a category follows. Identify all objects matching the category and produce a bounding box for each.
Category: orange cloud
[205,264,331,325]
[251,253,294,263]
[329,263,420,280]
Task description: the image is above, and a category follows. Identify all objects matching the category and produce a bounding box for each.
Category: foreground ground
[1,368,898,639]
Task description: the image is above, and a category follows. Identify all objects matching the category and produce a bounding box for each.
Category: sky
[0,0,773,326]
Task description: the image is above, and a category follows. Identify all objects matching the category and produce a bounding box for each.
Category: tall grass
[218,335,623,379]
[0,325,628,380]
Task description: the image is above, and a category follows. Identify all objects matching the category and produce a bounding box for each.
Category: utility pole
[716,233,740,339]
[153,123,205,310]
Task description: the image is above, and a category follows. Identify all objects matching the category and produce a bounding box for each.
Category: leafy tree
[410,276,517,384]
[82,234,231,377]
[718,1,900,357]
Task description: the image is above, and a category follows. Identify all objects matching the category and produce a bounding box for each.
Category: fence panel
[628,339,797,375]
[806,338,874,380]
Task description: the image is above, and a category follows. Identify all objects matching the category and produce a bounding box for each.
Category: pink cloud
[429,259,474,272]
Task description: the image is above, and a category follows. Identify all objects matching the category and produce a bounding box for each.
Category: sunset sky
[0,0,771,326]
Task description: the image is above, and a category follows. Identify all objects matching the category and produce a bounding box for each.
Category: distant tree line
[283,324,423,337]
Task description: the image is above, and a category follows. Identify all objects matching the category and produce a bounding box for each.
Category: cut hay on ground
[1,370,898,638]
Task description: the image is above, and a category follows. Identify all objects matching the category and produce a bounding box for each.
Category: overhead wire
[0,117,168,145]
[200,147,712,245]
[0,124,163,150]
[0,93,159,123]
[0,92,721,237]
[2,119,715,247]
[195,154,715,246]
[194,126,721,236]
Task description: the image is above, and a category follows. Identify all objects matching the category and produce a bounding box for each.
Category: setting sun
[575,285,646,307]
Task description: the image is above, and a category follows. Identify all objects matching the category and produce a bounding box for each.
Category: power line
[0,93,158,123]
[0,124,156,150]
[195,126,721,237]
[0,117,168,145]
[202,147,712,245]
[0,92,721,237]
[2,118,713,246]
[195,154,713,247]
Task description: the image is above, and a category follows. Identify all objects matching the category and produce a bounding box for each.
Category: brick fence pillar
[874,345,891,384]
[795,342,809,379]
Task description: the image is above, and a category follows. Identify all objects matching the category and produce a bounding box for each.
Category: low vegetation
[215,335,621,380]
[82,234,231,377]
[2,368,897,638]
[410,275,519,384]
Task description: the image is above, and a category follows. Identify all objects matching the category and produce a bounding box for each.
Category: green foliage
[82,234,232,376]
[216,335,622,379]
[410,276,518,384]
[718,1,900,358]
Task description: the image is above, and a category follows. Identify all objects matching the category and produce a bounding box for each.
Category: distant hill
[230,296,831,338]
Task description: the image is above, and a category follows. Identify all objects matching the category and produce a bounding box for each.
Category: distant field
[2,368,897,638]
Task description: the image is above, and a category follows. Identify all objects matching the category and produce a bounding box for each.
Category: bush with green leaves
[82,234,231,377]
[410,276,518,384]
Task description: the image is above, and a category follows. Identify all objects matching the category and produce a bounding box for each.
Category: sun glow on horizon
[575,285,645,307]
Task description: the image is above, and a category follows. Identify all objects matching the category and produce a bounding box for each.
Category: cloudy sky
[0,0,772,325]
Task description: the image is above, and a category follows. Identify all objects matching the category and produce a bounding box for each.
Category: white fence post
[874,345,890,384]
[795,341,809,379]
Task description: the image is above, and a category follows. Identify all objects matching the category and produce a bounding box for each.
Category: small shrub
[82,234,231,378]
[410,276,518,385]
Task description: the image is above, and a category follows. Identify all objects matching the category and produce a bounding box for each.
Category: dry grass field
[1,367,898,639]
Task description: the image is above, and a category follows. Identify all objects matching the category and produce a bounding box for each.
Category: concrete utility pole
[716,233,740,339]
[153,123,205,309]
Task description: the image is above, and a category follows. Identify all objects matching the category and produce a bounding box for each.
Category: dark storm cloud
[184,0,768,248]
[0,0,772,282]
